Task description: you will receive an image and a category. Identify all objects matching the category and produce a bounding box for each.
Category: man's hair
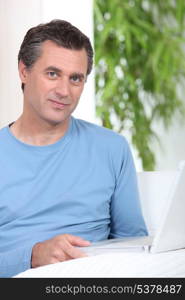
[18,19,94,91]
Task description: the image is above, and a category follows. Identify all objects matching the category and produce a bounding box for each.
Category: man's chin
[42,116,70,127]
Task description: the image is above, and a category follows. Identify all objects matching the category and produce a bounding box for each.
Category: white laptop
[81,161,185,255]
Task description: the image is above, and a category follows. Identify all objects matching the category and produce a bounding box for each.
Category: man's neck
[9,115,70,146]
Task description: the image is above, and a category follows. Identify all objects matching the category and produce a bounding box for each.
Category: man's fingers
[49,234,91,262]
[58,238,88,259]
[67,235,91,247]
[64,244,87,259]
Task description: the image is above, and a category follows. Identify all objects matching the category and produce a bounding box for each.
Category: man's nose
[55,77,70,98]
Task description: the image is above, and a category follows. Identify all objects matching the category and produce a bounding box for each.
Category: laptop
[81,161,185,255]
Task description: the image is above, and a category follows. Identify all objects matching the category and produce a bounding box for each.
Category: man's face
[19,40,88,126]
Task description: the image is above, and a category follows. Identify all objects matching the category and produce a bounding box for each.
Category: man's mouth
[48,99,70,109]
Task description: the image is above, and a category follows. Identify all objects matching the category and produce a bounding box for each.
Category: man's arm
[109,137,148,238]
[0,234,90,277]
[0,245,33,277]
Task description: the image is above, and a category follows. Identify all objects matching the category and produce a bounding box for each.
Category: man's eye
[71,75,80,82]
[47,71,58,78]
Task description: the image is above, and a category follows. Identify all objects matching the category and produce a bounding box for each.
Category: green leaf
[94,0,185,170]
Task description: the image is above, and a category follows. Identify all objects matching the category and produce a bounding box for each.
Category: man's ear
[18,60,29,84]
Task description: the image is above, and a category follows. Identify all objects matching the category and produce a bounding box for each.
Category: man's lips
[48,99,70,108]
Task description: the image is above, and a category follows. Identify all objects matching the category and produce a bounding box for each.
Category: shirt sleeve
[109,137,148,238]
[0,244,33,277]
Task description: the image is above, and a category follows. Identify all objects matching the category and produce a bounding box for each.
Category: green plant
[94,0,185,170]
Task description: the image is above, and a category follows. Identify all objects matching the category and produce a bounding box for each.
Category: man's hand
[31,234,91,268]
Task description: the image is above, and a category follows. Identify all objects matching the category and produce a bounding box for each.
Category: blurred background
[0,0,185,171]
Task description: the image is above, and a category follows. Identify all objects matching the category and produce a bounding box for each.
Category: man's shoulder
[73,117,120,138]
[0,126,10,154]
[0,125,8,137]
[74,117,126,143]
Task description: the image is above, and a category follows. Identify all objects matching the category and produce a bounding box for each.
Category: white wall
[129,117,185,172]
[151,116,185,171]
[0,0,41,128]
[0,0,95,129]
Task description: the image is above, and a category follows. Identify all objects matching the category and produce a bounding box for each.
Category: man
[0,19,147,277]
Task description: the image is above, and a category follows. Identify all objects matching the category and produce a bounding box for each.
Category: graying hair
[18,19,94,91]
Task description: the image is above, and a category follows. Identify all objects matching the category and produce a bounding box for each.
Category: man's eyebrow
[70,72,85,79]
[44,66,86,79]
[44,66,61,73]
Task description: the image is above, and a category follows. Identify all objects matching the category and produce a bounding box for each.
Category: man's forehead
[40,40,87,57]
[37,40,88,72]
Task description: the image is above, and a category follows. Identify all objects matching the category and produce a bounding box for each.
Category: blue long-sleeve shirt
[0,117,147,277]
